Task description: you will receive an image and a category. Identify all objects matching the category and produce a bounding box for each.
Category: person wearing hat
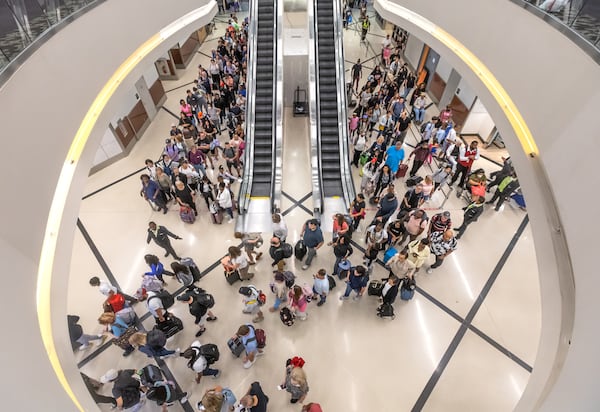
[428,211,453,237]
[169,123,182,138]
[300,219,324,270]
[100,369,143,411]
[339,265,369,301]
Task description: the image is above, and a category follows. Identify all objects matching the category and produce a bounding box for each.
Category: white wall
[376,0,600,410]
[455,76,476,108]
[435,55,452,82]
[462,98,495,139]
[108,87,139,125]
[93,128,123,167]
[0,0,217,410]
[404,33,423,69]
[142,62,160,86]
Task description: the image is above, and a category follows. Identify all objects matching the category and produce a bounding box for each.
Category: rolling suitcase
[180,257,202,281]
[224,269,241,285]
[155,314,184,338]
[396,163,409,178]
[294,240,307,260]
[179,206,196,223]
[227,336,245,357]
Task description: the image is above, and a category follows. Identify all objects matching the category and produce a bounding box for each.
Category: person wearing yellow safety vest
[361,16,370,41]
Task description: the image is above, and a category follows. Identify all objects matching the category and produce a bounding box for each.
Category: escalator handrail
[272,0,284,212]
[332,0,357,208]
[308,0,324,215]
[238,0,260,213]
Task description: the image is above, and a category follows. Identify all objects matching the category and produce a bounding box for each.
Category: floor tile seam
[164,80,195,95]
[280,191,314,216]
[81,167,145,200]
[410,215,529,410]
[161,105,180,119]
[467,323,533,373]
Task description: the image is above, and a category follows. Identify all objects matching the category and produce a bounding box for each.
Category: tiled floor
[67,7,541,411]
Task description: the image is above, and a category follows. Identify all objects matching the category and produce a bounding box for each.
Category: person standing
[400,209,428,245]
[360,16,370,42]
[68,315,105,351]
[331,234,353,277]
[227,246,254,280]
[146,222,181,259]
[374,185,399,224]
[428,211,452,237]
[272,212,288,242]
[407,238,431,273]
[427,229,458,273]
[140,174,168,214]
[300,219,324,270]
[312,269,330,307]
[487,174,520,211]
[412,93,427,124]
[339,265,369,301]
[384,140,405,177]
[349,194,366,231]
[351,59,362,90]
[454,197,485,239]
[387,250,416,279]
[407,141,430,177]
[217,182,234,221]
[268,272,289,313]
[239,381,269,411]
[450,140,480,190]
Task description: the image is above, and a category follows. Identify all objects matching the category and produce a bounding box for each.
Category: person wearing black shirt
[400,184,424,212]
[351,59,362,90]
[349,194,366,231]
[239,381,269,412]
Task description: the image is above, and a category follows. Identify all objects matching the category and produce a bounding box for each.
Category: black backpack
[294,240,307,260]
[139,364,163,387]
[280,307,295,327]
[282,243,293,258]
[148,290,174,310]
[198,344,220,364]
[196,292,215,309]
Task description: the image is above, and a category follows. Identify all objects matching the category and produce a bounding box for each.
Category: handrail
[0,0,106,86]
[272,0,284,212]
[238,0,259,213]
[509,0,600,65]
[332,0,356,208]
[308,0,323,216]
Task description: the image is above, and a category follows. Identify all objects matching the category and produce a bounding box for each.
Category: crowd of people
[68,4,524,411]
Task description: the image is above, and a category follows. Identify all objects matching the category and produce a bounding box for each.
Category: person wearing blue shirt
[300,219,325,270]
[140,174,167,214]
[384,140,405,175]
[236,324,263,369]
[339,265,369,301]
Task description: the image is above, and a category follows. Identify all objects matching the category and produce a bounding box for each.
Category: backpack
[257,290,267,306]
[146,329,167,349]
[282,242,293,258]
[175,270,194,287]
[400,277,416,301]
[139,364,163,387]
[105,293,125,313]
[420,121,429,134]
[282,271,296,288]
[115,373,141,408]
[180,257,201,282]
[450,144,460,158]
[142,275,163,292]
[248,325,266,348]
[148,290,174,310]
[196,292,215,309]
[279,307,295,326]
[198,343,220,364]
[327,275,337,290]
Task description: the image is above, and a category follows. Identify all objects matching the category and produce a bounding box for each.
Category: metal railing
[307,0,322,217]
[0,0,104,81]
[272,0,284,212]
[238,0,259,213]
[512,0,600,63]
[332,0,357,208]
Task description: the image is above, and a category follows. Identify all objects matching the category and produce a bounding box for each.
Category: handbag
[113,325,138,349]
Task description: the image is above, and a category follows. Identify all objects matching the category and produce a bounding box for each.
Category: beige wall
[0,0,216,409]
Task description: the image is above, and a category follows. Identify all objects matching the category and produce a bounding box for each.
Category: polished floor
[68,7,540,412]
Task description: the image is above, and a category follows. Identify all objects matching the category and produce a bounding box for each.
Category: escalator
[236,0,283,232]
[309,0,356,219]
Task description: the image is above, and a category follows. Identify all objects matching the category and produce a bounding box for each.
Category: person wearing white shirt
[182,340,221,383]
[412,94,427,124]
[272,212,288,241]
[217,182,234,220]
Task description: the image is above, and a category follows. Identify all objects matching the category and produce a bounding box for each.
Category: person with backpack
[178,288,218,337]
[181,340,221,383]
[268,271,289,313]
[373,185,398,224]
[146,290,170,323]
[311,269,330,307]
[339,265,369,301]
[235,324,265,369]
[128,331,179,359]
[300,219,325,270]
[287,285,309,321]
[97,312,136,357]
[239,285,265,323]
[100,369,144,411]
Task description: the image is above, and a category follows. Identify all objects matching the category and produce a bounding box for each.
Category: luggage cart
[293,87,308,116]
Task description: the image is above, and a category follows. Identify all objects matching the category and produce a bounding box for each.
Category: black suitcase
[368,280,385,296]
[224,269,241,285]
[327,275,336,290]
[155,314,183,338]
[227,336,245,357]
[294,240,307,260]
